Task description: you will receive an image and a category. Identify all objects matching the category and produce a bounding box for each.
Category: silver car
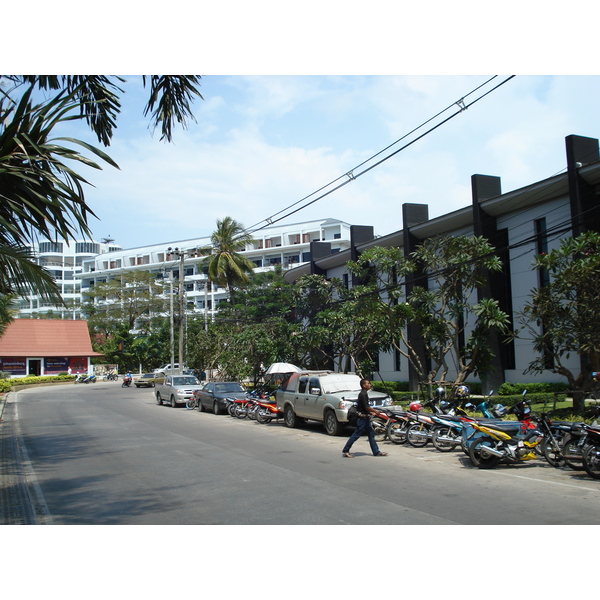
[155,375,205,407]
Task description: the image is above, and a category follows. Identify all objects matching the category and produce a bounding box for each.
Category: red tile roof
[0,320,103,357]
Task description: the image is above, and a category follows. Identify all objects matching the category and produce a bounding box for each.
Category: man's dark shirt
[357,388,371,417]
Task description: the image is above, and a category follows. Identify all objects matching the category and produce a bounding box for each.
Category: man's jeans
[342,416,381,455]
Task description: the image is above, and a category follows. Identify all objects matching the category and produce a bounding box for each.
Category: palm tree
[200,217,256,307]
[0,75,203,304]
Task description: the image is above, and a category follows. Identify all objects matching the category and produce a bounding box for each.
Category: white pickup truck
[275,371,392,436]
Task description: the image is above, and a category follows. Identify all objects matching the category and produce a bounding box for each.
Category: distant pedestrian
[342,379,388,458]
[68,366,72,376]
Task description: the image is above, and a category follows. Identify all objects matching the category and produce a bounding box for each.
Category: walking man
[342,379,388,457]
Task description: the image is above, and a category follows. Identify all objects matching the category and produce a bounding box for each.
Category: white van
[153,363,186,374]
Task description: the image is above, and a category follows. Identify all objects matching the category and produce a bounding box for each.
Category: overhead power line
[244,75,516,236]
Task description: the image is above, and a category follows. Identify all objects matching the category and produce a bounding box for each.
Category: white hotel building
[76,218,354,319]
[17,238,123,320]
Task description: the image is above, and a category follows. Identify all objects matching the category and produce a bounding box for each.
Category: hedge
[497,382,570,395]
[0,374,75,393]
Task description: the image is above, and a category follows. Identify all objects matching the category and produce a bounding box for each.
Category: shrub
[371,381,409,393]
[0,374,75,392]
[498,382,569,395]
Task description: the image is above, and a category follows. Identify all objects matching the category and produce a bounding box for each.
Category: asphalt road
[12,382,600,525]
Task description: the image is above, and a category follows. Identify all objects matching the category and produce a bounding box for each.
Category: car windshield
[173,377,200,386]
[320,375,362,394]
[215,383,245,393]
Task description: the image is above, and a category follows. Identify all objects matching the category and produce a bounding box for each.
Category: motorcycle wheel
[387,421,408,445]
[371,417,387,442]
[186,399,196,410]
[406,423,430,448]
[234,404,248,419]
[227,403,236,417]
[468,437,501,469]
[541,437,565,468]
[431,426,459,452]
[561,435,586,471]
[582,444,600,479]
[256,409,272,424]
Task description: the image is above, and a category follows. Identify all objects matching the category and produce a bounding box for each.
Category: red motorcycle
[255,397,282,424]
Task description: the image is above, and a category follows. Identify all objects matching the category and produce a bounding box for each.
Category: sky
[50,73,600,250]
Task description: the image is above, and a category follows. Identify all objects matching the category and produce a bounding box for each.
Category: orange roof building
[0,320,103,377]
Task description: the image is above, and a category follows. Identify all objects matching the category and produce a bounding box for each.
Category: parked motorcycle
[581,424,600,479]
[560,419,600,472]
[404,401,437,447]
[385,409,412,445]
[467,417,543,469]
[256,398,283,424]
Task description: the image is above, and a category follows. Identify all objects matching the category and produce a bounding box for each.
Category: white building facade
[78,219,353,320]
[18,238,123,319]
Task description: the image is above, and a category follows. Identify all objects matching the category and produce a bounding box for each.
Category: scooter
[82,374,96,384]
[122,375,132,388]
[466,415,543,469]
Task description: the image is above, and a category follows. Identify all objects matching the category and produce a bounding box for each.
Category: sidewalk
[0,393,43,524]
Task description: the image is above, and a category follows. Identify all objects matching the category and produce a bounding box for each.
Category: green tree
[347,236,510,391]
[186,268,304,382]
[0,75,203,307]
[82,271,169,333]
[516,231,600,411]
[294,274,384,374]
[199,217,256,307]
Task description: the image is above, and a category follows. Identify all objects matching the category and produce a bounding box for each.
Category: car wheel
[171,395,177,408]
[213,400,222,415]
[284,405,299,428]
[198,399,206,412]
[151,382,155,387]
[156,392,162,405]
[324,409,344,436]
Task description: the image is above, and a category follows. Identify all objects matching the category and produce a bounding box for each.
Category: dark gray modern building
[284,134,600,391]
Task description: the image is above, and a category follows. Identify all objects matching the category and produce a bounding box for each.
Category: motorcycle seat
[479,422,524,435]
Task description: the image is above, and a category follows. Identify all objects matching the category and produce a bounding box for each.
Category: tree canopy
[517,230,600,410]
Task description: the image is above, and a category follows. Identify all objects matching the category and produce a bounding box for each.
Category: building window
[76,242,100,254]
[39,242,64,253]
[535,218,550,288]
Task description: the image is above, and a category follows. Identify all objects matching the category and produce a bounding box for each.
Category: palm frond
[0,243,63,304]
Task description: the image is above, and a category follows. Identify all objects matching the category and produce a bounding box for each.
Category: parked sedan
[195,381,247,415]
[134,373,164,388]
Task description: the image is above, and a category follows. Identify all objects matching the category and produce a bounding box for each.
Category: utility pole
[179,251,185,369]
[167,246,197,371]
[169,271,174,377]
